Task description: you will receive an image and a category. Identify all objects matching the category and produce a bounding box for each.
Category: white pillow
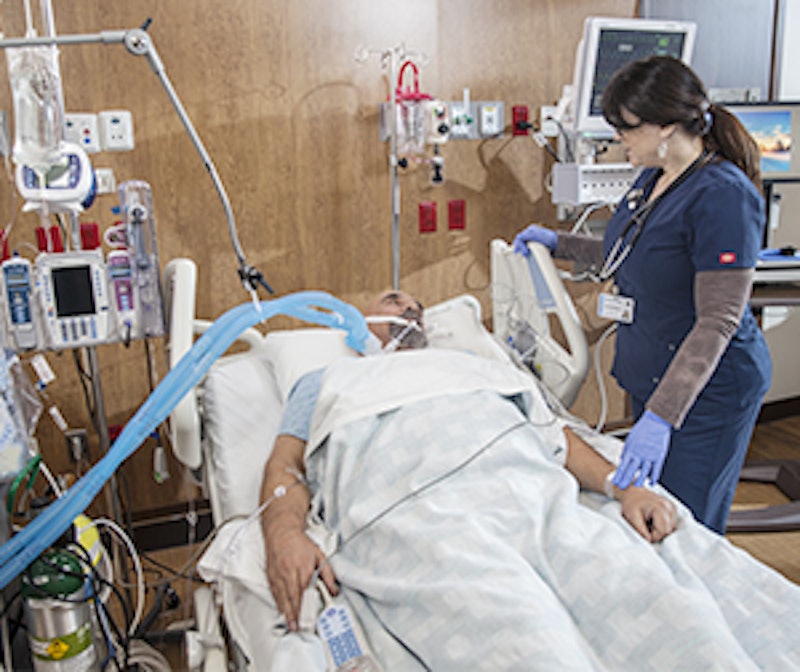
[424,294,513,364]
[262,328,356,401]
[202,351,283,521]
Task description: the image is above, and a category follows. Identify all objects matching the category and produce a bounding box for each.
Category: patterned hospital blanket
[202,351,800,671]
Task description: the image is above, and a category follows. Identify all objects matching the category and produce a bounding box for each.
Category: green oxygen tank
[22,549,100,672]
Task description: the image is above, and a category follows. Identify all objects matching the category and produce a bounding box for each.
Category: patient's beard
[389,320,428,350]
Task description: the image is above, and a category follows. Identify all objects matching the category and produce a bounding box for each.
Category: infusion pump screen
[52,266,96,317]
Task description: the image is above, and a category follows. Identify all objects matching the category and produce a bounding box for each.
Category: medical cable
[0,595,11,672]
[204,472,307,587]
[303,418,536,670]
[529,125,561,163]
[548,115,575,163]
[311,418,531,587]
[90,517,145,637]
[592,322,618,432]
[490,276,575,391]
[66,540,169,672]
[569,200,613,235]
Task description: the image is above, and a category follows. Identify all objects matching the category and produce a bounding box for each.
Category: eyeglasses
[612,120,644,134]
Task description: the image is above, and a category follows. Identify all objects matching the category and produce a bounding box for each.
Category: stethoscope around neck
[598,150,714,281]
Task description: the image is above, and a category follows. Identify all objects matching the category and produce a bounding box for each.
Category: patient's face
[364,290,427,350]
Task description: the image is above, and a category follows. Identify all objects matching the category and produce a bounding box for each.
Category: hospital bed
[162,244,800,671]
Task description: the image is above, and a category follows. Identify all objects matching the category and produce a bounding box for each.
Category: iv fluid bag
[396,100,425,156]
[7,45,66,173]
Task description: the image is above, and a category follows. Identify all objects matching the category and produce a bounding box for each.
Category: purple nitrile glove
[512,224,558,256]
[613,410,672,489]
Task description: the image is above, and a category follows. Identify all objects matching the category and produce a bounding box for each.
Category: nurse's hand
[512,224,558,256]
[613,410,672,489]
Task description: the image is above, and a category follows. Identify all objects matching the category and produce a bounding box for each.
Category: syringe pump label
[107,250,138,340]
[2,258,37,350]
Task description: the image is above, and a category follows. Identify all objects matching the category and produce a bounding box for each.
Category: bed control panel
[318,603,379,671]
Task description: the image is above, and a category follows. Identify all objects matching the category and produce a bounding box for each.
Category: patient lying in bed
[262,290,676,627]
[199,290,800,671]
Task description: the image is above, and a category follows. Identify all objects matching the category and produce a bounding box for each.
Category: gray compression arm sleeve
[554,232,605,267]
[646,268,754,428]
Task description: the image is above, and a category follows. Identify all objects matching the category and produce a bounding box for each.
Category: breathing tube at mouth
[364,315,427,353]
[0,292,368,591]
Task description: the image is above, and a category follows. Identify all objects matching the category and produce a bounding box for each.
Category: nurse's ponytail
[703,104,763,194]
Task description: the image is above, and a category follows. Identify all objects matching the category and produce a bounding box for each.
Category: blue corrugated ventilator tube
[0,291,368,590]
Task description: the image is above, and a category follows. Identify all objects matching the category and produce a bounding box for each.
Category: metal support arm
[0,22,272,295]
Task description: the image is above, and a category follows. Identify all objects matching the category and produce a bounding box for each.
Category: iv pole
[0,22,267,577]
[356,44,426,290]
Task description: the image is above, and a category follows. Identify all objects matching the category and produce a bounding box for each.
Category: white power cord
[91,517,145,637]
[592,322,618,432]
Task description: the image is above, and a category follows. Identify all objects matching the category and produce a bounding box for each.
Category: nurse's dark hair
[602,55,762,193]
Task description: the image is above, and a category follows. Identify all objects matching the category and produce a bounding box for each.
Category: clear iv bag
[0,350,42,482]
[6,45,66,173]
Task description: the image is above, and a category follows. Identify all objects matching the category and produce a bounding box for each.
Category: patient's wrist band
[604,470,616,499]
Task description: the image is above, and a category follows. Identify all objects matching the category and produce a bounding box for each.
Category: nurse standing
[514,55,771,534]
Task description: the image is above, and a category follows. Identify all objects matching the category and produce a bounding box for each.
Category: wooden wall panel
[0,0,634,515]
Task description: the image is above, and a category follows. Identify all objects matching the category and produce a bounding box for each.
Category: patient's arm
[260,434,338,631]
[563,427,677,542]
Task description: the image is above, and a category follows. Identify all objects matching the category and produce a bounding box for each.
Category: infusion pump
[0,249,163,352]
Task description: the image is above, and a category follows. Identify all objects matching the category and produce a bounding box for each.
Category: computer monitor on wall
[572,16,697,138]
[727,102,800,183]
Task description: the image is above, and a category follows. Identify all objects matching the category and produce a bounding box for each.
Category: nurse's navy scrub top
[603,159,770,407]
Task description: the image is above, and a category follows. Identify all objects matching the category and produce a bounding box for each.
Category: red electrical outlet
[448,199,465,230]
[419,201,437,233]
[512,105,530,136]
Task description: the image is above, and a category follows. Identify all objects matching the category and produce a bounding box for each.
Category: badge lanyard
[598,151,715,281]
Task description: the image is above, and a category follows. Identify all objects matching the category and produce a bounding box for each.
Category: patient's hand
[617,488,677,543]
[266,528,339,631]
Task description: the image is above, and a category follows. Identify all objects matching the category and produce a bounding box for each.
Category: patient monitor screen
[588,28,688,118]
[52,265,96,317]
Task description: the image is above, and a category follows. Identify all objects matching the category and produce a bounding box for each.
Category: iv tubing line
[389,49,400,290]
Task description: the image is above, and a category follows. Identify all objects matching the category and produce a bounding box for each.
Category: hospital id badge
[598,292,635,324]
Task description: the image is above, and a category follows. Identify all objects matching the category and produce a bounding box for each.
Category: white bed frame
[161,242,591,670]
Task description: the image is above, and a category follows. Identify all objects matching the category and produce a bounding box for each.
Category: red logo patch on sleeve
[719,251,737,264]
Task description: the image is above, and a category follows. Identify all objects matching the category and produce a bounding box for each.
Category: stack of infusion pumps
[1,181,165,352]
[1,247,164,353]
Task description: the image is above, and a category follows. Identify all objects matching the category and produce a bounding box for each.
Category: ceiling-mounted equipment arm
[0,20,273,296]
